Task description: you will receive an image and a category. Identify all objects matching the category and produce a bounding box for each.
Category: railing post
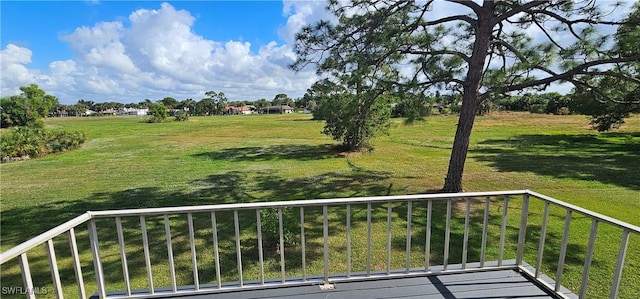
[323,205,329,284]
[88,219,106,298]
[45,239,64,298]
[579,219,598,299]
[425,200,432,271]
[366,203,372,277]
[498,196,509,266]
[462,198,471,269]
[139,216,154,294]
[18,253,35,299]
[164,214,177,292]
[115,217,131,296]
[535,201,550,278]
[68,228,87,299]
[610,229,630,299]
[443,199,452,271]
[235,210,244,286]
[386,202,392,275]
[480,197,490,268]
[555,209,572,292]
[257,209,265,285]
[405,201,412,273]
[299,207,307,282]
[516,194,530,266]
[187,213,199,291]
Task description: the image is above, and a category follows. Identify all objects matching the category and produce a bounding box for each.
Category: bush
[1,127,86,162]
[174,110,189,122]
[259,208,300,250]
[147,103,168,123]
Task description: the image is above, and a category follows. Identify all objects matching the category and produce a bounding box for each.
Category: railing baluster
[164,214,177,293]
[187,213,199,290]
[405,201,412,273]
[45,239,64,298]
[257,209,265,285]
[115,217,131,296]
[234,210,244,286]
[323,205,329,284]
[480,197,490,267]
[277,208,284,283]
[18,253,35,299]
[366,203,372,277]
[498,196,509,266]
[425,200,432,271]
[88,219,106,298]
[139,216,154,294]
[299,207,306,282]
[386,202,392,275]
[462,198,471,269]
[579,219,598,299]
[516,194,530,266]
[346,204,352,278]
[555,209,572,292]
[211,212,221,289]
[68,228,87,299]
[443,199,452,271]
[535,202,550,278]
[610,229,630,299]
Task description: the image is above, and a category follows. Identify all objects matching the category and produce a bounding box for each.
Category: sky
[1,0,331,104]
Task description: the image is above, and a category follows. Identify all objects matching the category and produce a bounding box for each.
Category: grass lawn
[1,112,639,298]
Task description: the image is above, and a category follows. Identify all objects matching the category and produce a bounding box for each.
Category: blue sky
[1,1,328,104]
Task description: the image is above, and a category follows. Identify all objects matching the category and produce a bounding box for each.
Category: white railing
[1,190,638,299]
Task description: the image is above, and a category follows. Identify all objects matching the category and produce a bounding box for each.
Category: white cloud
[0,44,37,95]
[0,2,319,103]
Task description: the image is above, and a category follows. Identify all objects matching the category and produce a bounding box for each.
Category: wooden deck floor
[163,269,568,299]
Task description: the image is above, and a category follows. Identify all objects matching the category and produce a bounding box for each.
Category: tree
[272,93,293,106]
[148,103,168,123]
[1,84,58,128]
[160,97,179,109]
[293,0,640,192]
[569,5,640,130]
[204,91,228,115]
[181,98,196,115]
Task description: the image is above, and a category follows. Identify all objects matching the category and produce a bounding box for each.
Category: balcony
[1,190,638,298]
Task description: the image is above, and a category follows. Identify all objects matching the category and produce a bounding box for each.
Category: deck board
[171,270,558,299]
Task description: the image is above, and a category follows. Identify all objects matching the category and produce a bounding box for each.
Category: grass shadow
[471,133,640,190]
[192,144,342,162]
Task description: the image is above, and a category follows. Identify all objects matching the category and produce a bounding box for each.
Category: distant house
[118,108,149,116]
[226,105,254,115]
[100,108,118,116]
[264,105,294,114]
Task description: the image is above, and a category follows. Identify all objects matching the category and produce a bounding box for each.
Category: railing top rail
[0,213,92,264]
[87,190,528,218]
[526,190,640,234]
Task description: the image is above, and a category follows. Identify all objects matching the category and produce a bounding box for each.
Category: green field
[1,113,639,298]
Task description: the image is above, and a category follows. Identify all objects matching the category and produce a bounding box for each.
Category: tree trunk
[442,3,494,192]
[442,96,480,192]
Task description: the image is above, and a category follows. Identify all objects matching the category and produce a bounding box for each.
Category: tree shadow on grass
[471,133,640,190]
[192,144,342,162]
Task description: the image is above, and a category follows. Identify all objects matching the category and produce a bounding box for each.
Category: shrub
[1,127,86,162]
[259,208,299,250]
[147,103,168,123]
[174,110,189,122]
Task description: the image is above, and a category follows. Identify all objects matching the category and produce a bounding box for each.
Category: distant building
[264,105,294,114]
[118,108,149,116]
[226,105,254,115]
